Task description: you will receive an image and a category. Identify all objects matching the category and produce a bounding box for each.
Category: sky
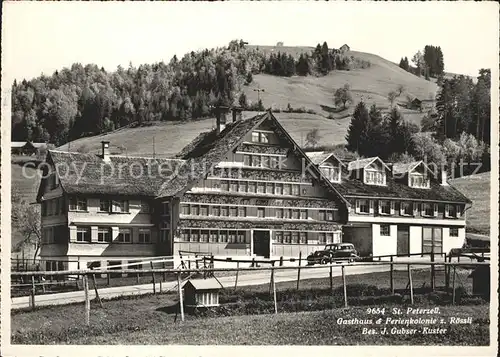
[1,1,499,83]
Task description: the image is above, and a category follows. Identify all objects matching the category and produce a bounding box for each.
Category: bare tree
[334,84,353,109]
[397,85,405,97]
[305,128,322,148]
[387,91,398,108]
[13,196,42,264]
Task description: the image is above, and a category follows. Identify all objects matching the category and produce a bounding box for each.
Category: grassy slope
[450,172,491,235]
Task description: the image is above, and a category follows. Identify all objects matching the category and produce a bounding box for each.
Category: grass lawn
[450,172,490,235]
[11,269,487,345]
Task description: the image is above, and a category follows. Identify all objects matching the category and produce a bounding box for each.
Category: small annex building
[183,278,223,307]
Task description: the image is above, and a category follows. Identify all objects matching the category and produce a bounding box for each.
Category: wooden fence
[11,259,489,327]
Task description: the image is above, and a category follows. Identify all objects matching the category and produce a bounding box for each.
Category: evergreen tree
[346,101,370,154]
[238,92,248,109]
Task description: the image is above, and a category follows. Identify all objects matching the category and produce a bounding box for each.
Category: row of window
[63,197,150,214]
[215,180,303,195]
[355,200,462,218]
[251,131,272,144]
[377,224,459,237]
[180,203,336,221]
[41,197,66,217]
[243,154,283,169]
[75,227,152,243]
[179,230,247,243]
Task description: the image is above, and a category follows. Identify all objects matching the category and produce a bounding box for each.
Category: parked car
[307,243,359,265]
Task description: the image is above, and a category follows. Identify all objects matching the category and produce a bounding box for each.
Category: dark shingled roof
[156,113,268,197]
[44,150,185,197]
[330,175,470,204]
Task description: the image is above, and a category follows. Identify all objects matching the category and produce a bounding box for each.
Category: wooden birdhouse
[183,278,223,307]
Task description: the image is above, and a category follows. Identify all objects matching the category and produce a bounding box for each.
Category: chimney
[215,106,230,134]
[101,141,110,161]
[441,167,448,186]
[232,106,243,123]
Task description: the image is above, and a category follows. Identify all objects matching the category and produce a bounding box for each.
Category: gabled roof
[392,161,430,176]
[306,151,345,166]
[157,113,268,197]
[157,112,350,211]
[347,157,390,171]
[183,278,223,291]
[11,141,28,148]
[38,150,185,200]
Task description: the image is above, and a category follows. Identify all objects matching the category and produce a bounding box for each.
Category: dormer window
[252,131,269,143]
[410,173,430,189]
[378,200,394,215]
[320,164,341,183]
[445,204,460,218]
[364,169,386,185]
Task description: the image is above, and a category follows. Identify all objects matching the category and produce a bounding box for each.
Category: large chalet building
[36,108,471,271]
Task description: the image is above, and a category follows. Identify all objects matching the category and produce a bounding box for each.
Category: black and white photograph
[1,1,498,355]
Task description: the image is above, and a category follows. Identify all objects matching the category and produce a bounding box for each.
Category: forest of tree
[11,40,367,146]
[434,69,491,144]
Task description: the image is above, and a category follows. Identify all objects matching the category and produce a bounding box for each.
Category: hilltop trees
[400,46,445,78]
[399,57,410,71]
[11,40,373,146]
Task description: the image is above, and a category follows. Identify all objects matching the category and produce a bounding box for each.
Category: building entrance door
[397,225,410,256]
[253,230,270,258]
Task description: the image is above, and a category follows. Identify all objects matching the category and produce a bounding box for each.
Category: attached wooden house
[310,155,471,258]
[37,109,349,271]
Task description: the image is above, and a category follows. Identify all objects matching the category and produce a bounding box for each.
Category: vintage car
[307,243,359,265]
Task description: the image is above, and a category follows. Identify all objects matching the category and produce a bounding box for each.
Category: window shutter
[413,203,418,216]
[456,205,461,218]
[433,203,438,217]
[355,200,360,213]
[400,203,404,216]
[369,200,374,214]
[390,201,395,215]
[444,204,449,218]
[420,203,425,216]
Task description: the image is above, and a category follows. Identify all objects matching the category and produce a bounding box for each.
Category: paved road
[11,262,422,310]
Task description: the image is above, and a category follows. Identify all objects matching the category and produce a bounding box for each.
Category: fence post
[269,262,275,295]
[431,248,435,291]
[251,257,256,268]
[150,261,156,294]
[390,256,394,294]
[341,265,348,308]
[234,262,239,290]
[177,272,185,322]
[329,258,333,292]
[107,270,110,286]
[84,274,90,326]
[30,275,36,310]
[279,256,284,267]
[272,265,278,315]
[92,274,103,308]
[163,261,167,281]
[444,253,449,290]
[452,265,456,305]
[296,251,302,290]
[408,264,414,305]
